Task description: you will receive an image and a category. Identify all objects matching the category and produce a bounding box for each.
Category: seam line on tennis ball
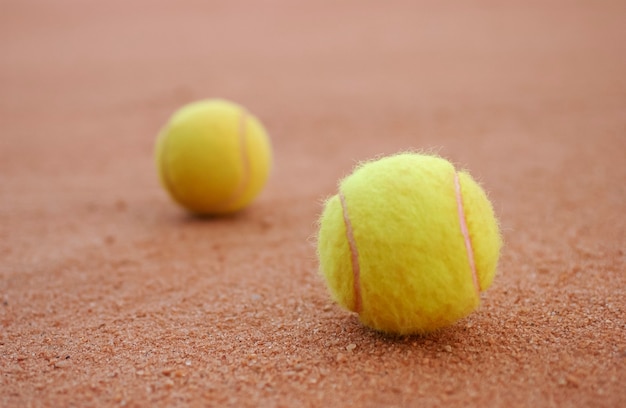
[339,191,363,314]
[215,111,251,211]
[454,171,480,293]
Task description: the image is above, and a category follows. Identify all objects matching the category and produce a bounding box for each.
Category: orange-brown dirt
[1,1,625,407]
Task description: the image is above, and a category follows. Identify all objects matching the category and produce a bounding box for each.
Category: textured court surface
[1,1,625,406]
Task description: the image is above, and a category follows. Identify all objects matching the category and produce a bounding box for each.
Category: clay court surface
[1,1,625,406]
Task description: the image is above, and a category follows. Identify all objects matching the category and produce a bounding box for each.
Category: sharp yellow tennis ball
[155,99,272,215]
[317,153,502,335]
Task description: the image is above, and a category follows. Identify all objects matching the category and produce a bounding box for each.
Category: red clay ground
[1,1,625,407]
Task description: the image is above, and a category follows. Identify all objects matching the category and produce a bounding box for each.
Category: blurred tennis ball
[155,99,272,215]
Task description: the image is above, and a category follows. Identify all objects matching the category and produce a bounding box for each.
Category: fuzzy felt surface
[155,99,272,215]
[318,153,502,334]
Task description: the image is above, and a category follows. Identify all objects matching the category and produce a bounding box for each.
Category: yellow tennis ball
[155,99,272,215]
[317,153,502,335]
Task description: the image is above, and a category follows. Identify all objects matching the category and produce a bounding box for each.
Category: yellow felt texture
[317,153,502,335]
[155,99,272,215]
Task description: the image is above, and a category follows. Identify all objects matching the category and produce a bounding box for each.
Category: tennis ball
[155,99,272,215]
[317,153,502,335]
